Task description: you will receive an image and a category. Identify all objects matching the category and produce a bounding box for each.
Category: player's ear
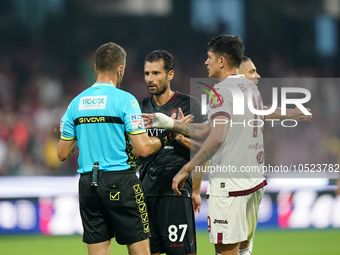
[94,64,98,73]
[219,56,226,68]
[167,70,174,81]
[117,64,123,77]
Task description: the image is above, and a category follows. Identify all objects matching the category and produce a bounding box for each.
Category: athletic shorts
[207,187,265,244]
[146,194,197,254]
[79,170,151,244]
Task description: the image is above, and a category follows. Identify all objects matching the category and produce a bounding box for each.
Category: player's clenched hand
[287,104,312,122]
[192,192,202,217]
[172,164,190,195]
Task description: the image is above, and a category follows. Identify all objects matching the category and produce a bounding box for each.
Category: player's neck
[219,67,238,82]
[96,73,118,87]
[153,89,174,106]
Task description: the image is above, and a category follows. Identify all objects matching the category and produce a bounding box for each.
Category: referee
[57,42,166,255]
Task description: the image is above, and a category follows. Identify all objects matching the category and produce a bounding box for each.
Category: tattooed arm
[172,115,229,195]
[172,121,210,141]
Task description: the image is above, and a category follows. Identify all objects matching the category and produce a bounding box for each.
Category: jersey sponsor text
[79,95,107,110]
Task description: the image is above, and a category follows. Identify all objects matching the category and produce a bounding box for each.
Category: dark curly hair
[207,34,244,68]
[144,50,175,73]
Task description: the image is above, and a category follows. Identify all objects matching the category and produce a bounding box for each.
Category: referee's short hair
[95,42,126,72]
[207,34,244,68]
[144,50,175,73]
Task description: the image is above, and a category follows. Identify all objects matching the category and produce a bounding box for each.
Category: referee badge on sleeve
[130,114,145,130]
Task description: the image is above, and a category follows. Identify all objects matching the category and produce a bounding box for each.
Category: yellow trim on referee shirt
[92,83,116,88]
[129,130,146,135]
[60,136,76,141]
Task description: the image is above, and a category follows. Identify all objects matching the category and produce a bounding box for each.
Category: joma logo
[213,219,228,224]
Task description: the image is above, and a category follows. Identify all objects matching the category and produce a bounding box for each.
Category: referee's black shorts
[79,170,151,244]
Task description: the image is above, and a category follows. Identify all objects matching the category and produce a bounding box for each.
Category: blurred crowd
[0,43,339,176]
[0,44,78,175]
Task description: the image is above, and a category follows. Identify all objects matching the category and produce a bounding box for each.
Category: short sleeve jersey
[60,83,145,174]
[139,92,207,197]
[207,75,266,195]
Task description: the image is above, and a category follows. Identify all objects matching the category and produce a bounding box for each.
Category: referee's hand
[172,164,190,195]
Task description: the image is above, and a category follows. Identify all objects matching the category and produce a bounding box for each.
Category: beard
[148,79,168,96]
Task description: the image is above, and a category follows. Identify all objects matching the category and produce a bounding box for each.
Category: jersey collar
[152,91,179,105]
[227,74,245,78]
[92,83,116,87]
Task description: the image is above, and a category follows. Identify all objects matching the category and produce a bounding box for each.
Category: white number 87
[168,224,188,242]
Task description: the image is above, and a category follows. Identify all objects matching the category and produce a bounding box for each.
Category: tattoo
[198,148,217,166]
[173,121,204,140]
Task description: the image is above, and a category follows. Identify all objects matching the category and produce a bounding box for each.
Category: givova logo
[79,96,107,110]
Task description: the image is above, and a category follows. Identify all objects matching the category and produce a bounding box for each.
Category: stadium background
[0,0,339,254]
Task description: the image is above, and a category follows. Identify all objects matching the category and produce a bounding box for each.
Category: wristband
[152,113,174,129]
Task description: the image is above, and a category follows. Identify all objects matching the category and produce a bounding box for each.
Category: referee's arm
[57,139,78,162]
[129,132,162,158]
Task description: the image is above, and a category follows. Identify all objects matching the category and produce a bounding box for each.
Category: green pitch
[1,229,339,254]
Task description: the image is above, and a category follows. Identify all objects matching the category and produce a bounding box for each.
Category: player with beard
[139,50,206,255]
